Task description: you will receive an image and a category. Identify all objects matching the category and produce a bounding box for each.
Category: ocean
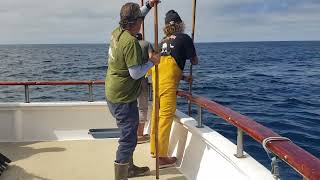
[0,41,319,179]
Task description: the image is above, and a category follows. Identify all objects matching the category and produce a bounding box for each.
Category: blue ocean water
[0,42,319,179]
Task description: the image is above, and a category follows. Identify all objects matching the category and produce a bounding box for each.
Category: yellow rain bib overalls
[150,55,182,157]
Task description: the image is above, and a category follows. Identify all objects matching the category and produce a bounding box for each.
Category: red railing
[177,90,320,180]
[0,80,105,103]
[0,80,105,86]
[0,81,319,179]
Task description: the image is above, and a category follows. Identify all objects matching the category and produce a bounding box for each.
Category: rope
[262,137,291,180]
[262,136,291,156]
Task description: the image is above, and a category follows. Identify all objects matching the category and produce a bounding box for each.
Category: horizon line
[1,40,320,46]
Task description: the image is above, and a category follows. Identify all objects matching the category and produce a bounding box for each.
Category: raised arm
[140,0,160,17]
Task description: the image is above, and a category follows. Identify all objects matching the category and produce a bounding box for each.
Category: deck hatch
[89,128,121,139]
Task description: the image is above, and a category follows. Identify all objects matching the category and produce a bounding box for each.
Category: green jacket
[105,27,143,103]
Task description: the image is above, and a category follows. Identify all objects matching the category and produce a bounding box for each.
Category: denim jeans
[107,100,139,164]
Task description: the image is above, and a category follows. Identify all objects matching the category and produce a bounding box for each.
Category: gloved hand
[149,0,161,7]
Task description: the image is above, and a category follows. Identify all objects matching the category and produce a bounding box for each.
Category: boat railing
[0,80,105,103]
[0,80,319,180]
[176,90,320,180]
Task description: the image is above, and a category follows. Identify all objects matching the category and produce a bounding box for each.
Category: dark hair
[119,3,142,29]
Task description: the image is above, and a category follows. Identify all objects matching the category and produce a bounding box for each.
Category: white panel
[0,102,117,141]
[168,110,274,180]
[0,110,15,141]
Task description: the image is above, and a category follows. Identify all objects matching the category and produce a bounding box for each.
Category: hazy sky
[0,0,319,44]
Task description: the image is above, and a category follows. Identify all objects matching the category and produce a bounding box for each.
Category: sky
[0,0,319,44]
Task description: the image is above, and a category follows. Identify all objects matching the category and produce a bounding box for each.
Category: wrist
[149,60,155,65]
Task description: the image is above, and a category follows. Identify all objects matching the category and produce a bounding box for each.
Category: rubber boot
[128,158,150,178]
[114,162,129,180]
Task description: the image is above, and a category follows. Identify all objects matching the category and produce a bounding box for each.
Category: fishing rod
[188,0,197,116]
[139,0,159,178]
[153,1,160,179]
[140,0,145,40]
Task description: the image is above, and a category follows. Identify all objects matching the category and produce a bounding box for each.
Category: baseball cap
[165,10,182,25]
[120,2,144,26]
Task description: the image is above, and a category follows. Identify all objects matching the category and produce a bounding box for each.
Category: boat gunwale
[177,90,320,180]
[0,80,104,86]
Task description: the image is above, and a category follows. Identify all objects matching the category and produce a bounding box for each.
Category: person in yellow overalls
[149,10,199,168]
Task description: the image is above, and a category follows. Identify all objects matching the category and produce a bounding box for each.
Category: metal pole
[154,2,160,179]
[188,0,197,116]
[235,128,245,158]
[191,0,197,41]
[88,84,93,102]
[140,0,145,40]
[196,105,203,128]
[24,85,30,103]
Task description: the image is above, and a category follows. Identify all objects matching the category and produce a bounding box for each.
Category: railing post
[88,84,93,102]
[235,128,245,158]
[196,105,203,128]
[24,85,30,103]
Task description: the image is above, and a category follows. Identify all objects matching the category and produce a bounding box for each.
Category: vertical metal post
[196,105,203,128]
[235,128,245,158]
[88,84,93,102]
[24,85,30,103]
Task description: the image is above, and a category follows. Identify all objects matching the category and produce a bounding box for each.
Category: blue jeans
[107,100,139,164]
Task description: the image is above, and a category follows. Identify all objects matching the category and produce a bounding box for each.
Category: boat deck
[0,140,186,180]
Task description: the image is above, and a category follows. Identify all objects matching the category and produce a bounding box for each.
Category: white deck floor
[0,140,186,180]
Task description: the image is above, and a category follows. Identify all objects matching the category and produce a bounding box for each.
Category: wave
[250,73,274,78]
[85,65,108,71]
[285,98,320,107]
[41,69,59,74]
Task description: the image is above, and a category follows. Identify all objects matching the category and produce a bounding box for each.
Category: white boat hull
[0,102,273,180]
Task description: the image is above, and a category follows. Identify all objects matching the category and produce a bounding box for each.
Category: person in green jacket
[105,1,160,179]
